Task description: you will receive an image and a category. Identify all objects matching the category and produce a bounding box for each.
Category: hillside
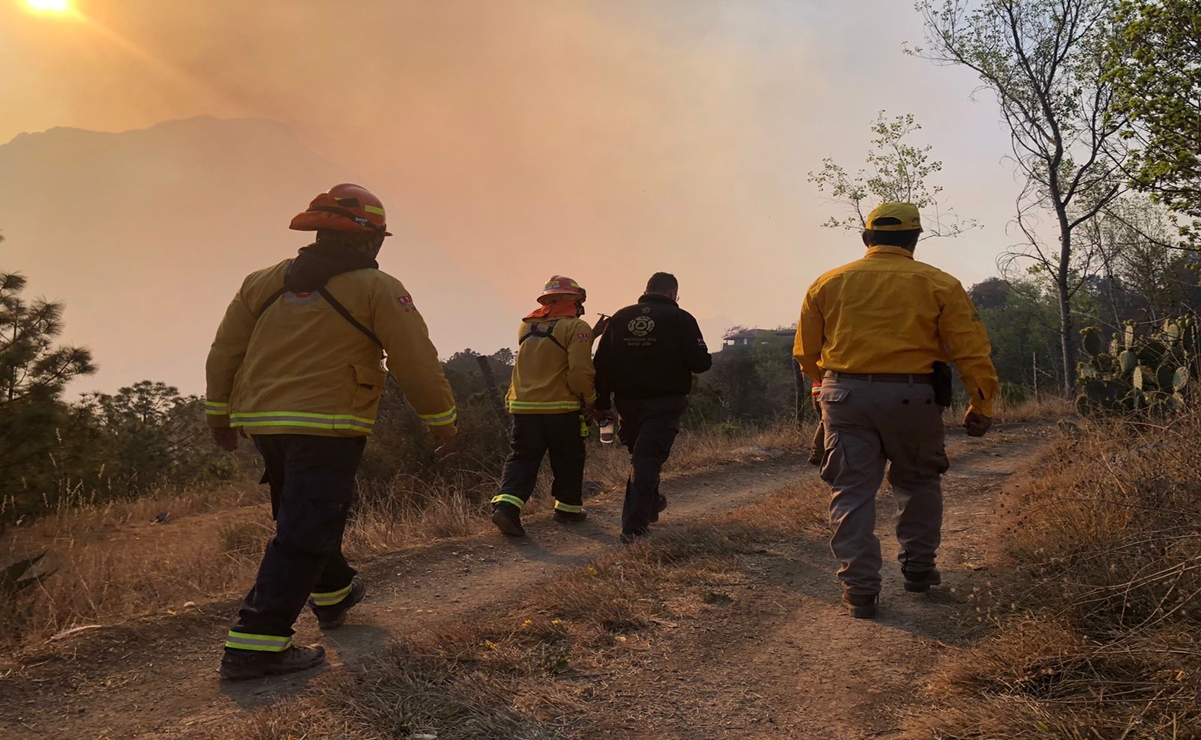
[0,117,502,395]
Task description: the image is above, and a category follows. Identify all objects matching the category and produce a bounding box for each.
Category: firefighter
[593,272,712,543]
[794,202,998,619]
[490,276,597,537]
[207,184,458,679]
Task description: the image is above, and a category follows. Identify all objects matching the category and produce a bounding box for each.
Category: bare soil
[0,424,1051,740]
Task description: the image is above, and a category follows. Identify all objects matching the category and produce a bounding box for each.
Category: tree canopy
[808,111,976,238]
[915,0,1128,392]
[1109,0,1201,241]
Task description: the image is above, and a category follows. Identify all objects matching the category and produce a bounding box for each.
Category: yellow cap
[865,202,922,232]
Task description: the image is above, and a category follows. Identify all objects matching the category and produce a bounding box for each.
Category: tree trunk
[793,359,807,430]
[1056,205,1077,395]
[475,355,507,424]
[1058,281,1076,394]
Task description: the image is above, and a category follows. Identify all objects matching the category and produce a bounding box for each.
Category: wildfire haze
[0,0,1018,393]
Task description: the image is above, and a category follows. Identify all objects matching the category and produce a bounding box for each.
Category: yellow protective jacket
[205,260,457,438]
[506,317,597,414]
[794,246,1000,417]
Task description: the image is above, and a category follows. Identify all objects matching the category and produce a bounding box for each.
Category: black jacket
[594,294,712,409]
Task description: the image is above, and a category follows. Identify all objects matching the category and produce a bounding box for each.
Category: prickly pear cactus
[1076,315,1198,415]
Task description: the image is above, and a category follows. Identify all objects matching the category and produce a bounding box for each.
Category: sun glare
[26,0,71,12]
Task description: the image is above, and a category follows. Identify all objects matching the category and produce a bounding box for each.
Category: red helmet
[538,275,586,305]
[289,183,392,236]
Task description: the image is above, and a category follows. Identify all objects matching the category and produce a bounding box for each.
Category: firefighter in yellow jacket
[490,276,597,537]
[795,202,998,619]
[206,184,457,679]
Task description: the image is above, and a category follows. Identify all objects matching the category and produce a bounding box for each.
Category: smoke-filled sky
[0,0,1024,394]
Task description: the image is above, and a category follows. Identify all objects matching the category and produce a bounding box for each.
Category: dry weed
[993,394,1076,424]
[909,411,1201,739]
[719,478,830,538]
[218,520,270,557]
[1,422,803,648]
[219,522,753,740]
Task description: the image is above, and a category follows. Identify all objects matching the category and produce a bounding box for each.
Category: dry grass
[904,412,1201,739]
[217,527,753,740]
[0,421,806,649]
[991,394,1077,423]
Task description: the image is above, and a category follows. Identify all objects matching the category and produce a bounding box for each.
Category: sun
[26,0,71,12]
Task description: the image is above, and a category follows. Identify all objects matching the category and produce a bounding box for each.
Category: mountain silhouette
[0,117,482,394]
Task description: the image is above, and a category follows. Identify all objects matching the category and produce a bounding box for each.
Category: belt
[824,371,935,385]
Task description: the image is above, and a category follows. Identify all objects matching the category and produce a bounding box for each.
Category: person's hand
[433,435,460,458]
[212,427,239,452]
[591,408,614,425]
[962,411,992,438]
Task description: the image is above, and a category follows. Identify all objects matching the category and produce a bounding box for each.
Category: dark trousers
[229,434,365,645]
[495,413,586,512]
[615,395,688,535]
[819,377,948,596]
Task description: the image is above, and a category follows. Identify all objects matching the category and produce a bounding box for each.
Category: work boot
[903,568,942,593]
[310,577,367,630]
[649,494,668,523]
[842,592,878,619]
[219,644,326,680]
[491,503,526,537]
[552,509,587,524]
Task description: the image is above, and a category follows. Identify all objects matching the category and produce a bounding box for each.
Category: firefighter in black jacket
[594,272,712,542]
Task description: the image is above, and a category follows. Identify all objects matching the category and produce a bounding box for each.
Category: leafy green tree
[689,327,795,424]
[1086,197,1201,325]
[972,279,1064,391]
[360,348,514,485]
[808,111,977,238]
[0,271,95,500]
[1108,0,1201,240]
[83,381,219,485]
[915,0,1128,393]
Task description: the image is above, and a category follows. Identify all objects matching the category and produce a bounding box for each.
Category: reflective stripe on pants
[226,435,365,650]
[225,631,291,652]
[495,413,586,511]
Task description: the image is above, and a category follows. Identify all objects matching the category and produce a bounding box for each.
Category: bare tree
[914,0,1128,393]
[1088,196,1201,325]
[808,111,976,239]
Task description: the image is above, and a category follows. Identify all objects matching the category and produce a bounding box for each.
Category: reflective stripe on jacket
[206,260,457,438]
[794,246,999,417]
[506,318,596,414]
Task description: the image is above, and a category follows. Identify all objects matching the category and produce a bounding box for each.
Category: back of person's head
[862,229,922,250]
[863,202,923,251]
[645,272,679,296]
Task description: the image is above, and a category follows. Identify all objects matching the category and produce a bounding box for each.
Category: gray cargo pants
[818,374,949,596]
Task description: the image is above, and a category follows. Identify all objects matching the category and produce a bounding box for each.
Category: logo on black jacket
[628,316,656,337]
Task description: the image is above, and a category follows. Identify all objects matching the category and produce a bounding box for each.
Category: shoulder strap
[317,287,383,348]
[254,283,382,349]
[519,319,567,351]
[256,287,288,317]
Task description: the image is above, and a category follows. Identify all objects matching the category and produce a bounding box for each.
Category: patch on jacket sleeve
[398,295,417,312]
[578,332,591,342]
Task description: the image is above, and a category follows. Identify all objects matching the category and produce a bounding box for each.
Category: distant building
[722,327,794,349]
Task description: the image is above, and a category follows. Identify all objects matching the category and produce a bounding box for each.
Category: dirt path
[571,424,1046,739]
[0,424,1051,740]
